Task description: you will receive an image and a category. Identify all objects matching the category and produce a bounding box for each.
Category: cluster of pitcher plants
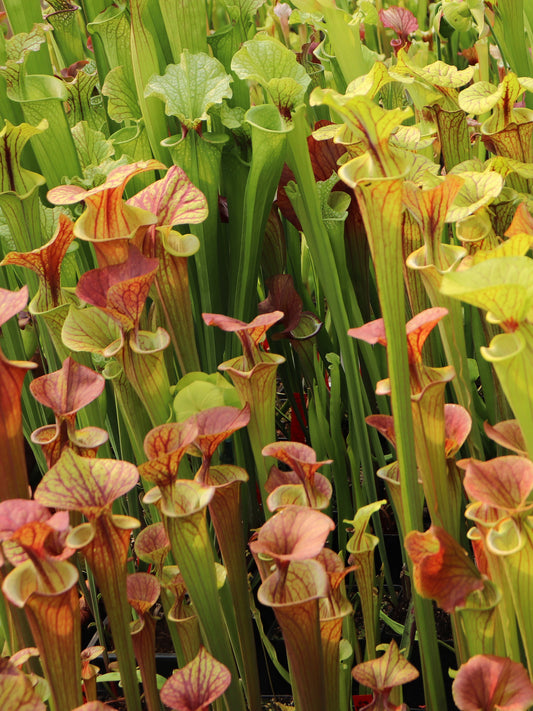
[0,0,532,709]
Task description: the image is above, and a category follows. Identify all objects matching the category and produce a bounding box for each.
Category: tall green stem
[159,0,207,59]
[347,174,447,711]
[286,108,388,560]
[163,130,228,370]
[129,0,171,163]
[160,481,247,711]
[230,104,291,323]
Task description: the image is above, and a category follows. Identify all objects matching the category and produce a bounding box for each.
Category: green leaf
[379,610,406,636]
[224,0,267,20]
[230,103,291,320]
[458,80,502,115]
[345,500,386,554]
[173,376,241,421]
[0,211,16,252]
[439,256,533,324]
[2,72,81,187]
[393,50,474,89]
[311,90,411,176]
[145,51,232,129]
[480,331,533,459]
[354,0,379,25]
[46,4,86,68]
[315,174,349,220]
[128,0,172,164]
[0,24,52,87]
[159,0,208,59]
[96,672,124,684]
[0,119,47,252]
[447,171,504,222]
[232,35,311,111]
[345,62,394,100]
[218,102,252,141]
[72,157,130,191]
[111,123,153,180]
[39,203,71,243]
[288,8,325,28]
[172,371,233,396]
[470,234,532,265]
[63,67,102,131]
[71,121,114,171]
[0,119,46,197]
[519,77,533,93]
[392,123,436,151]
[486,156,533,180]
[96,669,167,687]
[249,594,290,681]
[459,73,533,132]
[388,50,472,110]
[442,0,484,34]
[102,66,142,123]
[62,305,123,356]
[87,1,131,70]
[400,80,443,112]
[219,102,246,130]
